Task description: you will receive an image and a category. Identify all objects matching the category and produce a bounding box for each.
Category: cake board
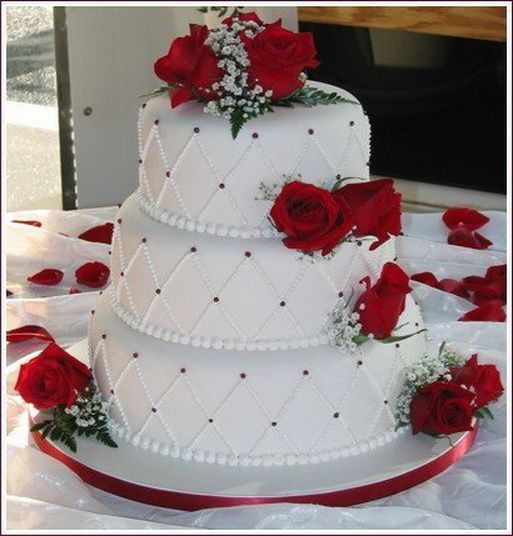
[29,340,478,511]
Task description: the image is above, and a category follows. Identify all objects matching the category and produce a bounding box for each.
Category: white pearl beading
[107,417,406,467]
[135,189,282,239]
[110,290,330,351]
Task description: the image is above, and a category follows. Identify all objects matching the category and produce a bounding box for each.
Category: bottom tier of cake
[89,292,427,466]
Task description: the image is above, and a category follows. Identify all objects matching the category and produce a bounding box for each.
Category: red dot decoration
[280,301,286,307]
[357,360,363,366]
[120,271,124,277]
[219,183,225,189]
[213,297,219,303]
[117,218,122,224]
[154,119,159,125]
[110,389,114,395]
[349,120,355,126]
[271,421,277,427]
[208,418,214,423]
[357,241,362,246]
[180,368,186,373]
[102,334,107,339]
[142,103,147,109]
[151,407,157,413]
[138,159,143,164]
[191,246,197,253]
[155,288,161,294]
[142,238,147,243]
[338,291,344,297]
[395,343,400,348]
[91,310,95,315]
[240,373,246,379]
[415,322,419,327]
[303,370,309,376]
[245,251,251,258]
[336,174,341,180]
[194,127,200,133]
[384,400,389,405]
[133,352,138,358]
[308,128,314,135]
[333,412,340,418]
[252,132,259,139]
[165,171,170,177]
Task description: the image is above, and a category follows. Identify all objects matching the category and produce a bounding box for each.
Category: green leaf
[476,406,494,420]
[352,334,369,346]
[139,83,179,99]
[197,7,208,13]
[30,420,53,433]
[229,109,247,139]
[438,341,447,358]
[50,427,62,441]
[380,329,427,344]
[41,424,54,440]
[96,429,118,448]
[277,86,359,108]
[60,432,77,453]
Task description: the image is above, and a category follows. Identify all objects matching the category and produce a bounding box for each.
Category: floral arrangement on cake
[327,262,425,352]
[15,343,117,452]
[267,178,402,255]
[396,343,503,437]
[148,12,356,137]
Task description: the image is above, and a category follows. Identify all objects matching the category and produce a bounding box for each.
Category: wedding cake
[87,13,428,467]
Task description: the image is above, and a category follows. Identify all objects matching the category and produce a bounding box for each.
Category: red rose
[270,181,354,255]
[410,381,475,436]
[78,222,114,245]
[333,179,402,250]
[75,262,110,288]
[450,354,503,409]
[354,262,412,339]
[14,342,91,410]
[27,268,64,286]
[241,26,319,99]
[442,207,489,231]
[459,304,506,322]
[154,24,222,108]
[447,224,492,250]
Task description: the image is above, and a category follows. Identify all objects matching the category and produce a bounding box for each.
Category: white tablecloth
[5,207,507,530]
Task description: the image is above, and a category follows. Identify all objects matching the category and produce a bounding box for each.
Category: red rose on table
[27,268,64,286]
[410,381,475,436]
[442,207,489,231]
[270,181,354,255]
[333,179,402,250]
[75,262,110,288]
[241,26,319,99]
[354,262,412,339]
[459,304,506,322]
[450,354,503,409]
[78,222,114,245]
[15,342,91,410]
[154,24,222,108]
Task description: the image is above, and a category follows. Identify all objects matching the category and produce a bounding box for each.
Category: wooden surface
[298,7,506,42]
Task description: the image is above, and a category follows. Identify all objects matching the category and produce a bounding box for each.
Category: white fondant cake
[89,82,428,466]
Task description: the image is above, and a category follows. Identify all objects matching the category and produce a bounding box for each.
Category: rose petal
[442,208,489,231]
[75,261,110,288]
[447,225,492,250]
[12,220,42,227]
[7,325,54,343]
[78,222,114,244]
[459,304,506,322]
[27,268,64,286]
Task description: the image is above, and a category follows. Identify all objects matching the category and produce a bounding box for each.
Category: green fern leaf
[30,420,53,433]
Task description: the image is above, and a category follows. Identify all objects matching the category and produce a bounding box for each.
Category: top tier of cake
[137,82,370,235]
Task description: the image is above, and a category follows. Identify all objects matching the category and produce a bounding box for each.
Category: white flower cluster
[65,387,111,429]
[395,346,464,428]
[203,18,273,120]
[327,305,362,354]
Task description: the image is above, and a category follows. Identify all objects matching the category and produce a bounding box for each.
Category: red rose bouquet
[396,344,503,437]
[148,13,355,137]
[15,343,117,452]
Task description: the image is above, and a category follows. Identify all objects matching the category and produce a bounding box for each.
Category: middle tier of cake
[111,194,396,350]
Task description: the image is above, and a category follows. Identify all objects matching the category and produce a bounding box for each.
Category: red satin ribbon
[31,424,478,511]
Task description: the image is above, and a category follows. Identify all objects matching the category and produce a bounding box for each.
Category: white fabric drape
[5,207,507,530]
